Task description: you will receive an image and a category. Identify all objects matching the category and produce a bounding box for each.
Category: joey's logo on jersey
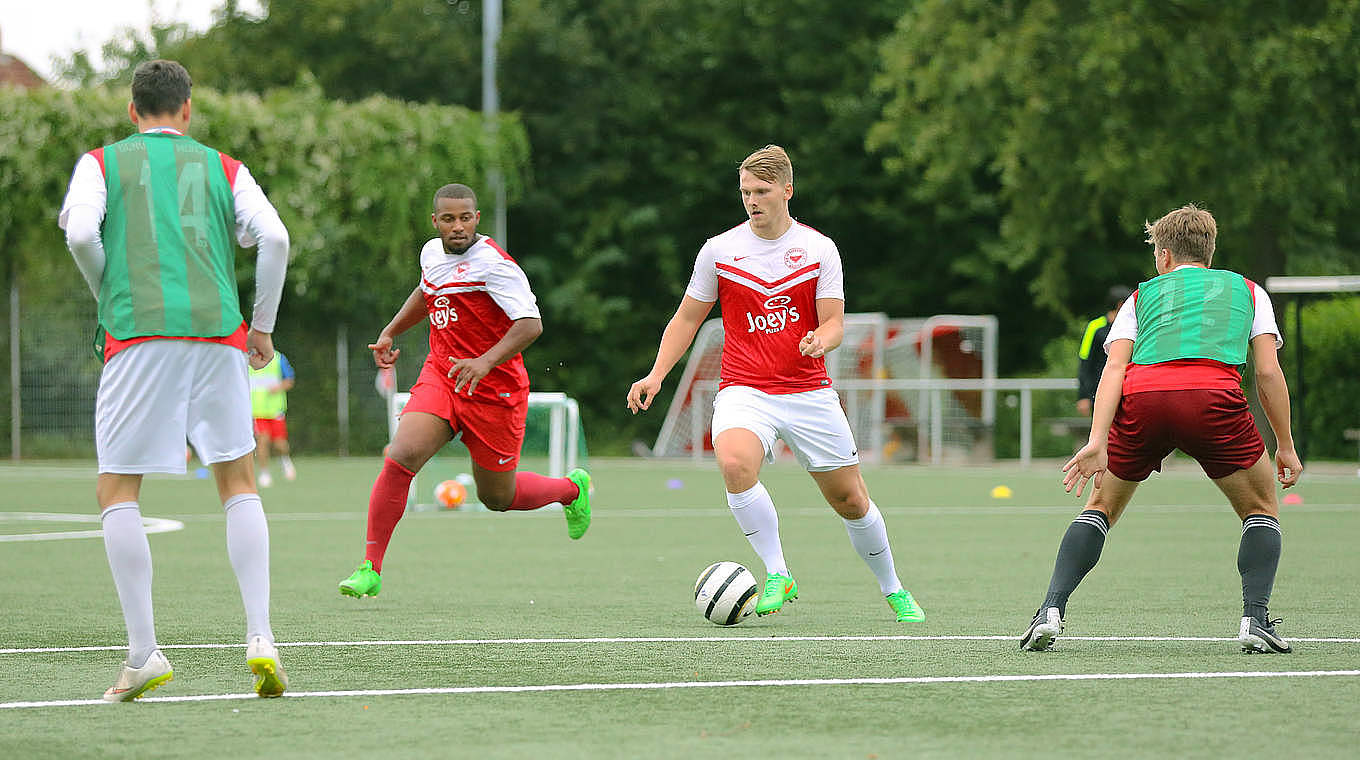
[784,248,807,268]
[745,295,800,334]
[452,262,471,280]
[430,295,458,329]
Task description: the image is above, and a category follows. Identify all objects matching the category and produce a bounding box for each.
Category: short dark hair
[131,60,192,117]
[433,183,478,212]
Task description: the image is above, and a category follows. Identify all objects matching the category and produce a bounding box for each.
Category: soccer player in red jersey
[627,145,925,623]
[1021,204,1303,654]
[338,184,591,599]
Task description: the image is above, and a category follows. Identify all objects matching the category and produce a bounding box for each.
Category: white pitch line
[4,669,1358,710]
[0,513,183,543]
[3,634,1358,655]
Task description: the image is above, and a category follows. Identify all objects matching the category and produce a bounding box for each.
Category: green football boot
[338,559,382,598]
[754,572,798,616]
[564,468,592,540]
[886,589,925,622]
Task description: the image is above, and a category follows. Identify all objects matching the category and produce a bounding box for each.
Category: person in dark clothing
[1076,285,1133,416]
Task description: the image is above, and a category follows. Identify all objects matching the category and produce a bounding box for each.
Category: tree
[872,0,1360,334]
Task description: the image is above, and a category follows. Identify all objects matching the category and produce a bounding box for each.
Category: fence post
[337,323,349,456]
[10,277,19,461]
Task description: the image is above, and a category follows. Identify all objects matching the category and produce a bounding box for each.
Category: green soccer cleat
[754,572,798,616]
[886,589,925,622]
[338,560,382,598]
[564,468,592,540]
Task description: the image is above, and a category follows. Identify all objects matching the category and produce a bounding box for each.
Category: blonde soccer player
[627,145,924,623]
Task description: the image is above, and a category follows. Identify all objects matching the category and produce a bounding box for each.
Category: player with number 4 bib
[338,184,591,600]
[627,145,924,623]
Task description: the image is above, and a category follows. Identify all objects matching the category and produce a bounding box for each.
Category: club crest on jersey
[745,294,800,334]
[452,262,471,280]
[430,295,458,329]
[784,247,807,268]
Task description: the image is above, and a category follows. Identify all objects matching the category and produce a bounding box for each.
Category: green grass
[2,457,1357,759]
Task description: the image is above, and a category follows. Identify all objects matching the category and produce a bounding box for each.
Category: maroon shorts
[401,360,527,472]
[1106,388,1265,481]
[253,417,288,440]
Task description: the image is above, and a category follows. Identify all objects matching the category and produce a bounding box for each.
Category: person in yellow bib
[250,351,296,487]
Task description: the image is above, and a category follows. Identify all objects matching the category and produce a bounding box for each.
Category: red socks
[508,471,580,511]
[364,458,415,573]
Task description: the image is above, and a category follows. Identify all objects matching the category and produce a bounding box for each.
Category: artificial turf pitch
[2,457,1356,759]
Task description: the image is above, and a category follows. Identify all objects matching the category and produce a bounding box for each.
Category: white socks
[727,482,788,577]
[842,502,904,595]
[223,493,274,644]
[101,502,158,668]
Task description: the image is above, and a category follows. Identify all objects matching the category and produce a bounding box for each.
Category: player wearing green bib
[60,60,291,701]
[1020,204,1302,655]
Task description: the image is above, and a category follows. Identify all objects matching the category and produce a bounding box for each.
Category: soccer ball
[434,479,466,509]
[694,561,758,626]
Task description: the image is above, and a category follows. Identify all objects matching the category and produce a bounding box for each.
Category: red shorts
[1106,388,1265,481]
[253,417,288,440]
[401,360,527,472]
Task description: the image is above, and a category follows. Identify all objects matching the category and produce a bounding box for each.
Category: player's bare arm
[369,286,428,368]
[798,298,846,358]
[1250,333,1302,488]
[628,296,715,414]
[448,317,543,395]
[1063,338,1132,496]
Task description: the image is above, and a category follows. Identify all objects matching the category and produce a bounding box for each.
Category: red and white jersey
[419,235,540,406]
[685,220,844,394]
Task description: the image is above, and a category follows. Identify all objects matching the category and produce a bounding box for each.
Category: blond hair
[1145,203,1217,265]
[739,145,793,187]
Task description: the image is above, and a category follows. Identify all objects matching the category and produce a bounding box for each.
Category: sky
[1,0,263,83]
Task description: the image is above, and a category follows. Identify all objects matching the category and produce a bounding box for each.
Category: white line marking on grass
[0,513,183,543]
[4,634,1358,654]
[162,500,1359,523]
[4,670,1358,709]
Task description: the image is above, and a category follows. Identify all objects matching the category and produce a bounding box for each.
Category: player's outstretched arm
[1251,333,1302,488]
[627,296,714,414]
[1062,339,1131,496]
[369,287,427,368]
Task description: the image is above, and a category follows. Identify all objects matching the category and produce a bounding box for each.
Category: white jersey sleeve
[815,238,845,300]
[1104,295,1139,349]
[683,240,720,303]
[231,164,285,248]
[1249,283,1283,348]
[485,258,541,320]
[58,153,107,229]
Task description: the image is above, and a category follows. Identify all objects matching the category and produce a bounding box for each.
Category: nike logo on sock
[868,548,886,556]
[743,530,759,537]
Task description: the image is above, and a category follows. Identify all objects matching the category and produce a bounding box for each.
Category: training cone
[990,485,1013,499]
[1282,493,1303,505]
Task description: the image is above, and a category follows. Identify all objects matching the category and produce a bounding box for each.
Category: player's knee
[480,491,513,511]
[715,454,758,488]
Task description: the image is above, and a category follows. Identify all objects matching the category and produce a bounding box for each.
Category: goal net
[650,313,997,463]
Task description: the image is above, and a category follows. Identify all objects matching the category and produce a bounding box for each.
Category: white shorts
[96,340,255,474]
[710,386,859,472]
